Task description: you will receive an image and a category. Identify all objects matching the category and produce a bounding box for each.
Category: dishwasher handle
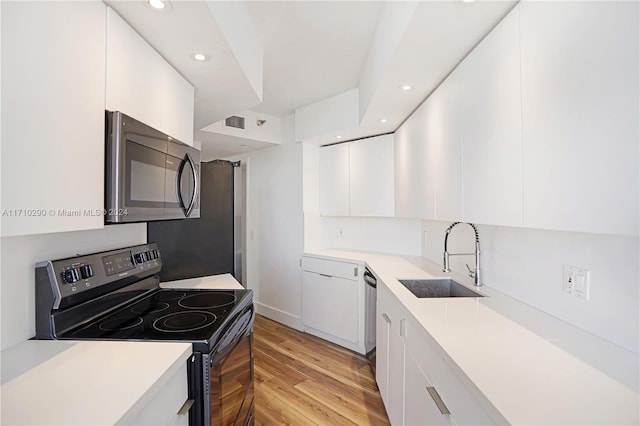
[364,269,377,288]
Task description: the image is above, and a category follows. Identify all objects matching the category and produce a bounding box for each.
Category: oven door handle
[211,305,254,363]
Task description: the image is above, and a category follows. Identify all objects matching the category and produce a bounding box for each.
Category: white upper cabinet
[106,8,195,146]
[350,134,395,217]
[431,68,465,223]
[319,143,350,216]
[320,135,395,217]
[459,6,523,227]
[1,1,107,236]
[520,1,639,236]
[395,100,435,220]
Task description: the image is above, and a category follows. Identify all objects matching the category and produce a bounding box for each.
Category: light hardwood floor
[253,314,390,426]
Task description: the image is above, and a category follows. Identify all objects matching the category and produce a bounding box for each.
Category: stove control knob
[63,268,79,284]
[134,253,144,264]
[80,264,94,279]
[154,249,160,259]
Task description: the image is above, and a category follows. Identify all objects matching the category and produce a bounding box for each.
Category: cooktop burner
[178,292,236,309]
[153,311,218,333]
[99,316,144,331]
[65,289,250,345]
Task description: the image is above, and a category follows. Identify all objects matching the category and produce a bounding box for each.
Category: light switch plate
[563,264,590,300]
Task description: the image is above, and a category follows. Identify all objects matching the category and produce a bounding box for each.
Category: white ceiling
[106,0,517,158]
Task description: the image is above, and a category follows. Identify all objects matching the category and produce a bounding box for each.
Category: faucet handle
[465,264,476,279]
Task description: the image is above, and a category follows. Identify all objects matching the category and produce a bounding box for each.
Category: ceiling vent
[225,115,245,130]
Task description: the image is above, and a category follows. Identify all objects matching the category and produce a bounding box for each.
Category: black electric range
[65,288,250,353]
[35,243,255,426]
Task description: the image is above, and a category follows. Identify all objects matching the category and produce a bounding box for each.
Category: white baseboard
[304,325,367,355]
[254,301,304,331]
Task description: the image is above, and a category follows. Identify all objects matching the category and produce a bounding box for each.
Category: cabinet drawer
[406,318,503,425]
[301,256,359,281]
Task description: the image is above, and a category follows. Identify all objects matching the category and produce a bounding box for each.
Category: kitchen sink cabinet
[376,282,406,425]
[106,7,195,146]
[319,134,394,217]
[1,1,107,236]
[301,256,366,354]
[519,1,639,236]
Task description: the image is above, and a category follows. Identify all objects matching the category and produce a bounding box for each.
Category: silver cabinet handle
[177,399,194,416]
[319,273,332,278]
[426,387,451,415]
[382,313,391,324]
[353,266,358,276]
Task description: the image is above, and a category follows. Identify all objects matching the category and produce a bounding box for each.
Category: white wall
[421,219,640,354]
[1,223,146,350]
[227,114,305,330]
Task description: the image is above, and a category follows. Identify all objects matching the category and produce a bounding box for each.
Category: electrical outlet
[563,264,590,300]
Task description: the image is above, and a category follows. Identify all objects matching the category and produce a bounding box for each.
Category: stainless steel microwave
[105,111,200,224]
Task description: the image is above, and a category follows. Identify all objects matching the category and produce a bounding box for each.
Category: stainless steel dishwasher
[364,267,377,373]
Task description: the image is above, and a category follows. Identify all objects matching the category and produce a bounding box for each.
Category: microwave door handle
[177,153,198,217]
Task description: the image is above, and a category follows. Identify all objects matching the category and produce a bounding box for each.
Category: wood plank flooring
[253,314,390,426]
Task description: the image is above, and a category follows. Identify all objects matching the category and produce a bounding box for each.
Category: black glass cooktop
[64,289,252,346]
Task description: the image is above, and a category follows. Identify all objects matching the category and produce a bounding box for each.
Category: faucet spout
[442,222,482,286]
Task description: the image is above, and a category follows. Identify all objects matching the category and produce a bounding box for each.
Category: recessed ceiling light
[148,0,167,10]
[336,135,343,140]
[400,84,412,91]
[462,0,475,3]
[379,118,388,123]
[192,53,208,62]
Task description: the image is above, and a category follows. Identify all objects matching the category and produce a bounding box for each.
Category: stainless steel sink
[398,278,485,298]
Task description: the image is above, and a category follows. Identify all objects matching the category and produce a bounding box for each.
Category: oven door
[193,305,254,426]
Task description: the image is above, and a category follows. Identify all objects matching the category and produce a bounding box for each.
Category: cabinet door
[430,71,464,222]
[1,1,106,236]
[319,143,350,216]
[405,350,453,426]
[106,8,194,146]
[377,284,405,425]
[520,1,639,236]
[395,101,435,220]
[302,271,358,343]
[460,5,523,226]
[349,134,394,217]
[376,284,391,406]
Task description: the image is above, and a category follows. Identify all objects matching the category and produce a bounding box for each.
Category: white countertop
[305,249,640,425]
[160,273,244,290]
[1,273,244,426]
[0,340,191,425]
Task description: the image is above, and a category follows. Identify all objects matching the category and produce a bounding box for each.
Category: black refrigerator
[148,160,236,283]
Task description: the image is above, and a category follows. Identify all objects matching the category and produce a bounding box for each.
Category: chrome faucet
[442,222,482,286]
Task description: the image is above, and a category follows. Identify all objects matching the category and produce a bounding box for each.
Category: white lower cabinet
[376,283,406,425]
[404,350,453,426]
[405,317,504,426]
[378,279,504,426]
[301,256,365,354]
[129,362,191,425]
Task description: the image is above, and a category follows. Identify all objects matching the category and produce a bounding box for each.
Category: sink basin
[398,278,485,298]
